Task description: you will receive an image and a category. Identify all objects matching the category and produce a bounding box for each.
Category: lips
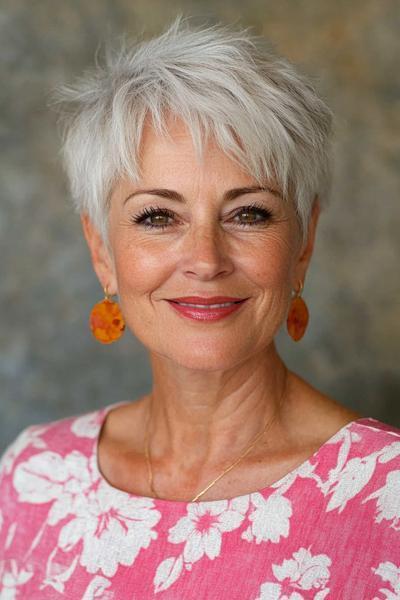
[165,296,248,322]
[168,296,246,305]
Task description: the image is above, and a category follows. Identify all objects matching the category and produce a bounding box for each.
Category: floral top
[0,402,400,600]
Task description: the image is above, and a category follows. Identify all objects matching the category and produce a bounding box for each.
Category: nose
[180,223,234,280]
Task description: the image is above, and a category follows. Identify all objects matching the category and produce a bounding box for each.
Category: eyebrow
[123,185,282,205]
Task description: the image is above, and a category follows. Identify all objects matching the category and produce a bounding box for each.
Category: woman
[1,17,399,599]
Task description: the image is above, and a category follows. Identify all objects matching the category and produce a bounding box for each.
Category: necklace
[144,372,287,503]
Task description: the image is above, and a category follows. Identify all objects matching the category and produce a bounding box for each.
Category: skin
[81,115,361,502]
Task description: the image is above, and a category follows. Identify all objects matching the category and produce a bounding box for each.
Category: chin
[153,337,254,372]
[169,355,242,372]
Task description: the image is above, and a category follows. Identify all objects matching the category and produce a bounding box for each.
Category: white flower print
[0,559,34,600]
[255,581,282,600]
[267,460,316,497]
[229,494,250,515]
[255,547,331,600]
[58,482,161,577]
[39,547,79,594]
[324,454,378,513]
[5,413,400,598]
[154,498,248,593]
[168,499,246,565]
[273,547,331,590]
[12,449,161,577]
[71,411,105,439]
[377,442,400,465]
[256,582,329,600]
[13,450,95,526]
[241,492,292,544]
[154,556,184,594]
[363,470,400,530]
[317,431,400,516]
[81,575,114,599]
[372,561,400,599]
[4,523,17,551]
[0,425,46,476]
[317,429,360,492]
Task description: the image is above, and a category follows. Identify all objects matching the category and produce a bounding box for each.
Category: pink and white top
[1,402,400,599]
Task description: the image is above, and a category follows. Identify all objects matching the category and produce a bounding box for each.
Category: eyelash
[130,203,274,230]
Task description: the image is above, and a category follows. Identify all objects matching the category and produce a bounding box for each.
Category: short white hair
[54,15,333,246]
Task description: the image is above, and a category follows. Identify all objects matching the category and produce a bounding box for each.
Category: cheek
[111,243,164,335]
[238,234,297,289]
[113,242,166,295]
[239,235,298,330]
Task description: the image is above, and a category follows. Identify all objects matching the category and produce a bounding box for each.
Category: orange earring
[286,280,309,342]
[89,286,126,344]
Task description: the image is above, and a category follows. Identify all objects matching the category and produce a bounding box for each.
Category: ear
[80,213,117,294]
[293,197,321,287]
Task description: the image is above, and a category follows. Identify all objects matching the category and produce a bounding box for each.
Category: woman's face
[83,117,319,370]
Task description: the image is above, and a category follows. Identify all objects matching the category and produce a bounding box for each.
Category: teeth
[176,302,237,308]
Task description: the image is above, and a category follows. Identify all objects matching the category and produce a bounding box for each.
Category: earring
[89,286,125,344]
[286,280,309,342]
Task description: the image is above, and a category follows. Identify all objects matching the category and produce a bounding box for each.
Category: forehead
[137,114,258,187]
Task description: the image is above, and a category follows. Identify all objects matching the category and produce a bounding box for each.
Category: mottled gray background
[1,0,399,452]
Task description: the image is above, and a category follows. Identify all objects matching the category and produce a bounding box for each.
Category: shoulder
[343,418,400,528]
[0,404,114,480]
[350,416,400,448]
[329,416,400,511]
[339,416,400,470]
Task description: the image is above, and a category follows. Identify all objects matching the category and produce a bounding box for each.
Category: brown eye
[239,210,259,223]
[233,204,274,227]
[149,213,170,225]
[130,206,175,230]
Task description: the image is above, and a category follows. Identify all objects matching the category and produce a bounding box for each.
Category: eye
[130,202,274,231]
[231,203,274,227]
[130,206,176,230]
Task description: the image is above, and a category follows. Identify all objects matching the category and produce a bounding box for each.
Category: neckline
[92,400,372,507]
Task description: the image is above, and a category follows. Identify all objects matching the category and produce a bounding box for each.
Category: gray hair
[54,16,334,247]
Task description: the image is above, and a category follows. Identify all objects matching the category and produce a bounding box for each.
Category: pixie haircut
[54,16,333,246]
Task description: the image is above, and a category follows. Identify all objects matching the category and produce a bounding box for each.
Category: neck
[146,342,290,472]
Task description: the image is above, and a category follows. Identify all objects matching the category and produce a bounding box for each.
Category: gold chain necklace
[144,374,287,503]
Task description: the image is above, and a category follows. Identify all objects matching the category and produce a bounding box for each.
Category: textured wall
[1,0,399,452]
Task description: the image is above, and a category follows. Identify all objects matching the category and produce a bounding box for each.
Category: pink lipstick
[166,296,248,321]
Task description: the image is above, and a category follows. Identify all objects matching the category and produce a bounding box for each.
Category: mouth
[165,297,248,321]
[168,300,245,308]
[167,296,247,307]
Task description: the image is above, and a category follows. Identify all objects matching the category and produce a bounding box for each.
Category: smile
[166,299,247,321]
[173,301,239,308]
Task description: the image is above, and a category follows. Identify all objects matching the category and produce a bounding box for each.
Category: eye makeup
[129,202,274,231]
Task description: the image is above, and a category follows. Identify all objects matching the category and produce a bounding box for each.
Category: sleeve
[0,424,47,481]
[0,424,48,548]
